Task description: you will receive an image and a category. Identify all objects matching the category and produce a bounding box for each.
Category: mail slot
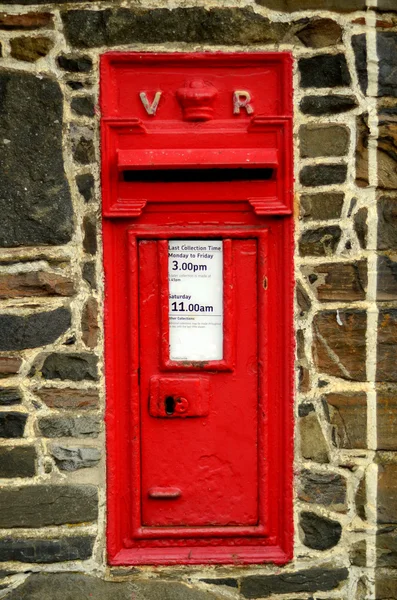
[101,52,294,565]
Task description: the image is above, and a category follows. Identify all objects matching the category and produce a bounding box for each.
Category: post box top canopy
[100,52,293,122]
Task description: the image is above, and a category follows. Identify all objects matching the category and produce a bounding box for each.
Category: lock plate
[149,376,209,418]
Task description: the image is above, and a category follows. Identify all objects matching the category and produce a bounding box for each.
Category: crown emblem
[176,79,218,122]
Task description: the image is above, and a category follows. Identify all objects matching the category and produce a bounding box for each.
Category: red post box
[101,52,294,565]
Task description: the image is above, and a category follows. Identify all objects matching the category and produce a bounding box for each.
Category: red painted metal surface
[101,52,294,565]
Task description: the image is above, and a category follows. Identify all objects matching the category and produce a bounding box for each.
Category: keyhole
[165,396,175,415]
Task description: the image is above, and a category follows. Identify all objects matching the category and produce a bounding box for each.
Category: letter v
[139,91,162,115]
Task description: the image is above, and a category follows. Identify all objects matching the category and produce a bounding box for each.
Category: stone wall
[0,0,395,598]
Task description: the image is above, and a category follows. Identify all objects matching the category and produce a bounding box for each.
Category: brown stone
[295,18,342,48]
[378,254,397,300]
[377,526,397,567]
[378,196,397,249]
[296,282,311,315]
[0,271,74,299]
[0,12,53,29]
[299,366,311,392]
[300,192,344,221]
[350,540,366,567]
[376,570,397,600]
[82,298,99,349]
[299,226,341,257]
[313,311,367,381]
[376,0,397,9]
[10,36,54,62]
[378,388,397,450]
[298,469,347,512]
[356,114,369,188]
[299,411,329,463]
[35,388,99,410]
[255,0,366,11]
[377,453,397,524]
[302,261,367,302]
[0,356,21,378]
[324,392,367,449]
[377,310,397,382]
[354,207,368,249]
[378,119,397,190]
[300,124,350,158]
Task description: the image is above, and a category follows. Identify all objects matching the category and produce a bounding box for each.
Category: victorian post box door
[139,238,258,528]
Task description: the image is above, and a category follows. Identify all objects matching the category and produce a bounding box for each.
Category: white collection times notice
[168,240,223,361]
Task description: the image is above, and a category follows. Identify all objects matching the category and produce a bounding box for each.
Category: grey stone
[300,164,347,187]
[82,261,96,288]
[299,226,341,256]
[300,192,344,220]
[76,173,94,202]
[57,53,92,72]
[354,207,368,249]
[378,196,397,250]
[352,34,368,95]
[300,411,329,463]
[0,536,94,563]
[300,124,350,158]
[51,445,101,470]
[0,387,21,405]
[5,573,223,600]
[71,124,95,164]
[298,469,347,512]
[38,415,101,438]
[240,567,348,598]
[0,485,97,527]
[0,71,73,246]
[300,511,342,550]
[41,353,98,381]
[67,81,85,90]
[71,96,95,117]
[299,54,351,88]
[0,412,27,438]
[300,95,358,115]
[62,8,290,48]
[295,18,342,48]
[378,32,397,97]
[200,579,238,588]
[0,445,36,477]
[0,307,70,351]
[299,402,314,417]
[83,214,97,255]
